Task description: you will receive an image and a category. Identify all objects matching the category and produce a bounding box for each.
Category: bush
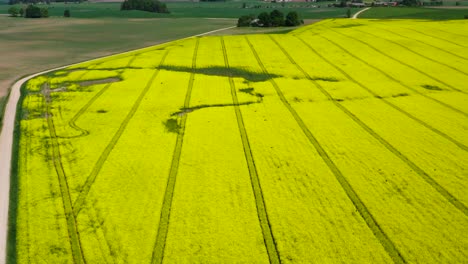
[285,11,301,26]
[121,0,169,13]
[270,9,284,27]
[8,6,19,17]
[401,0,421,6]
[258,12,271,27]
[237,14,255,27]
[25,5,41,18]
[40,7,48,18]
[64,9,70,17]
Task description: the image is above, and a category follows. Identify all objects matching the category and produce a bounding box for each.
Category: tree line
[238,10,303,27]
[8,5,49,17]
[121,0,169,13]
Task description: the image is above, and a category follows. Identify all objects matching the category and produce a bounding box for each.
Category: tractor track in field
[57,55,138,139]
[258,36,406,264]
[272,36,468,218]
[317,34,468,119]
[369,24,468,61]
[73,51,169,215]
[57,83,112,139]
[398,27,467,48]
[328,28,468,94]
[44,86,86,264]
[425,28,468,39]
[151,38,199,264]
[221,37,280,264]
[354,29,468,77]
[294,36,468,152]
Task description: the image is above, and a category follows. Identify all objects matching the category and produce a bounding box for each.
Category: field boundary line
[398,26,467,48]
[354,28,468,78]
[0,24,238,263]
[370,24,468,61]
[262,36,405,264]
[294,36,468,152]
[328,28,467,94]
[221,37,280,264]
[45,88,85,264]
[151,38,200,264]
[275,36,468,218]
[316,34,468,118]
[352,7,371,19]
[72,51,169,215]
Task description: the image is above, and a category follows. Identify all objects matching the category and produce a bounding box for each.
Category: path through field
[352,7,371,19]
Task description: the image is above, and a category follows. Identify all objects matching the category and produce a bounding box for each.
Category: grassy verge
[0,96,6,128]
[361,7,468,19]
[6,82,26,264]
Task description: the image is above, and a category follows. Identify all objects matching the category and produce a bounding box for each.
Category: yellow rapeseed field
[13,19,468,263]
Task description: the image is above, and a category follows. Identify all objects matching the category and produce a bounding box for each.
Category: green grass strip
[273,35,468,218]
[46,97,85,264]
[317,34,468,119]
[251,35,406,264]
[330,28,468,93]
[221,37,280,264]
[294,36,468,152]
[151,38,200,264]
[73,52,168,215]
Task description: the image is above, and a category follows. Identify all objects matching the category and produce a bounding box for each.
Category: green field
[0,1,351,19]
[362,6,468,19]
[10,19,468,263]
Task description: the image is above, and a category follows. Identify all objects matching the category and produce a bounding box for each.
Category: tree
[64,9,71,17]
[40,7,49,18]
[25,5,41,18]
[8,6,19,17]
[237,14,255,27]
[270,9,284,26]
[121,0,169,13]
[285,11,301,26]
[257,12,271,27]
[401,0,421,6]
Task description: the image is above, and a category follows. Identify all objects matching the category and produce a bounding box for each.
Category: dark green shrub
[121,0,169,13]
[25,5,41,18]
[8,6,19,17]
[237,14,255,27]
[270,9,284,26]
[285,11,301,26]
[258,12,271,27]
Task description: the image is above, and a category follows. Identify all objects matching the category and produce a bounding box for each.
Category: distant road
[0,25,234,264]
[352,7,371,19]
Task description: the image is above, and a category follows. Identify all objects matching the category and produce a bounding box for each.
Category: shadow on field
[158,65,279,82]
[171,101,259,118]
